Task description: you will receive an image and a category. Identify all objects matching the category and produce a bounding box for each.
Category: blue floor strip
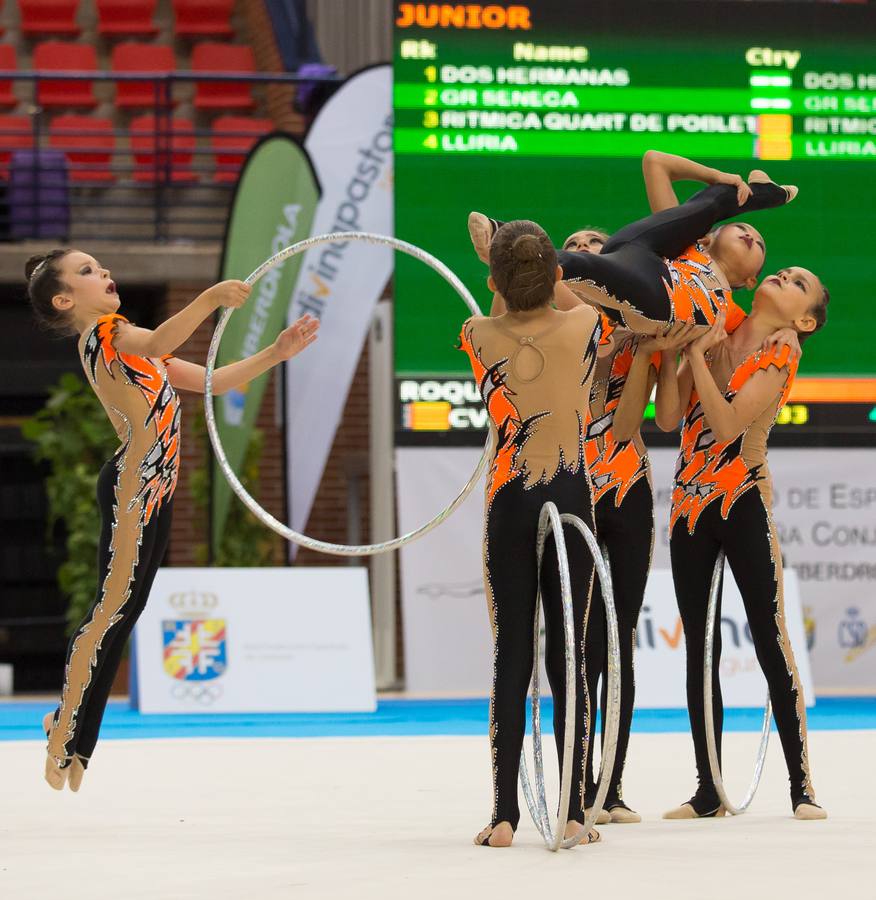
[1,697,874,742]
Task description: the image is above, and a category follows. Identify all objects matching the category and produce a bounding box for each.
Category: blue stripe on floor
[1,697,874,742]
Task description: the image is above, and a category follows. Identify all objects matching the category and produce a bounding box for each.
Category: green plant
[20,373,118,634]
[189,408,281,566]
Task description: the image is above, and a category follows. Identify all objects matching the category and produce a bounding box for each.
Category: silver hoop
[703,551,771,815]
[204,230,491,557]
[518,503,621,851]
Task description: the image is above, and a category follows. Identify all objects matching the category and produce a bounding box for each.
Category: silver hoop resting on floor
[518,502,622,851]
[204,231,492,557]
[703,551,771,815]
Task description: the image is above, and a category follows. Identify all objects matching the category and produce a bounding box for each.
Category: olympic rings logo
[170,683,224,705]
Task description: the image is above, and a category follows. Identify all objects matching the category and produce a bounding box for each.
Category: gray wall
[307,0,392,75]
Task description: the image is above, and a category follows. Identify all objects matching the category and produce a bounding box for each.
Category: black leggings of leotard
[555,181,787,328]
[485,468,595,830]
[53,458,173,765]
[670,489,816,813]
[581,477,654,811]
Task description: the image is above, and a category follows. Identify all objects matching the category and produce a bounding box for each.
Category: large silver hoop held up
[205,231,492,556]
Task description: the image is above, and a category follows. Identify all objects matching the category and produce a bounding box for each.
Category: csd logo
[838,608,867,649]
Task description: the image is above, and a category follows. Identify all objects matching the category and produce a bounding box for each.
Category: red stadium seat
[129,114,197,182]
[0,115,35,178]
[211,115,272,182]
[33,42,97,109]
[49,114,116,182]
[192,43,255,111]
[111,43,175,109]
[96,0,158,37]
[172,0,233,37]
[20,0,81,37]
[0,46,18,109]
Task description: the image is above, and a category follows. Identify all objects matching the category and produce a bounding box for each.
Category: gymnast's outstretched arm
[655,348,695,432]
[165,315,320,395]
[685,313,790,443]
[613,320,698,440]
[642,150,752,214]
[113,281,251,358]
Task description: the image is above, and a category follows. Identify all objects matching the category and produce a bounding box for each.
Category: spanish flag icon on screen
[756,114,793,160]
[403,401,452,431]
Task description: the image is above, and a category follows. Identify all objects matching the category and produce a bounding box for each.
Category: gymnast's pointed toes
[468,212,496,264]
[44,756,69,791]
[68,756,87,793]
[794,802,827,820]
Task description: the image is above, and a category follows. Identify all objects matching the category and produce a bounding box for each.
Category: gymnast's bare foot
[474,821,514,847]
[584,806,611,825]
[608,802,642,824]
[468,212,499,264]
[564,820,601,845]
[663,802,726,819]
[68,756,86,792]
[748,169,798,203]
[794,802,827,820]
[43,711,71,791]
[44,755,69,791]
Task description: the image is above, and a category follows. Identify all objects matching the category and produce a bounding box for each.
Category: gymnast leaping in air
[26,249,319,791]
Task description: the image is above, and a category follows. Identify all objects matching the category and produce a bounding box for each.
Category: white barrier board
[397,447,816,705]
[634,567,813,706]
[648,447,876,694]
[133,567,376,713]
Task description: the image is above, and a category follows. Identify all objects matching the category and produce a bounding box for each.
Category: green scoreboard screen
[392,1,876,442]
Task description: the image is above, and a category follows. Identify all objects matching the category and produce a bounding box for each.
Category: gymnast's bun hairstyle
[489,220,557,312]
[25,249,76,335]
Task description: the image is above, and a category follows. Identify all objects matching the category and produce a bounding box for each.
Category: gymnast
[460,221,602,848]
[468,151,797,336]
[26,249,318,790]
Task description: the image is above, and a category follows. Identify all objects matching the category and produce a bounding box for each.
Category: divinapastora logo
[396,4,532,30]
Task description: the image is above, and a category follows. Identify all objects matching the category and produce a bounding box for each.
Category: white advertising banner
[634,568,812,706]
[398,449,493,694]
[285,65,393,546]
[397,447,821,703]
[133,568,376,713]
[649,447,876,694]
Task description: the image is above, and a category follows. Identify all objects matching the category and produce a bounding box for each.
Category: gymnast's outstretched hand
[638,319,699,354]
[762,326,802,360]
[201,279,251,310]
[711,169,753,207]
[272,313,320,361]
[685,310,728,359]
